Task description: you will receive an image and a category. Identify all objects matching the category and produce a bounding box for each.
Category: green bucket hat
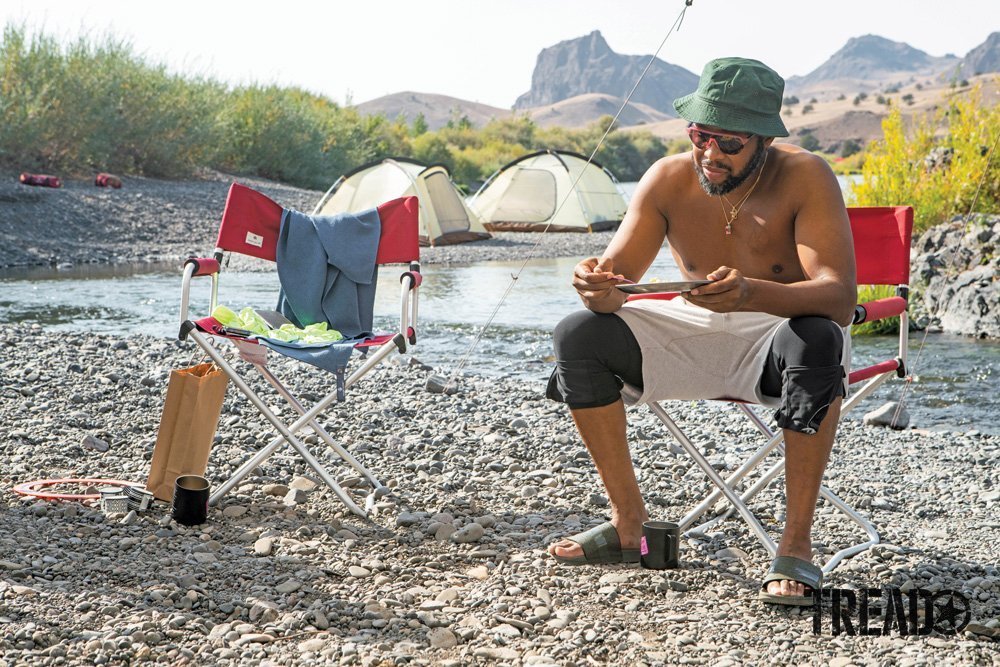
[673,57,789,138]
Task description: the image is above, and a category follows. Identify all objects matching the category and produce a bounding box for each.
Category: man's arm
[687,155,857,325]
[572,160,671,313]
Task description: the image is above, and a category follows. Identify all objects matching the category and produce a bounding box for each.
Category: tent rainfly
[313,158,491,247]
[468,150,628,232]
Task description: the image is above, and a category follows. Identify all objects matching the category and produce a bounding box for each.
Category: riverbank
[1,325,999,665]
[0,172,614,270]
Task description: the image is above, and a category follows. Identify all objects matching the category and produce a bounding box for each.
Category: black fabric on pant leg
[545,309,644,409]
[774,364,846,434]
[758,317,846,434]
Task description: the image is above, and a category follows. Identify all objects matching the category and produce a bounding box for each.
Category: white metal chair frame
[178,252,421,518]
[630,206,913,573]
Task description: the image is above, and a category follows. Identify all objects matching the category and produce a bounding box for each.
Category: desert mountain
[958,31,1000,78]
[524,93,671,129]
[785,34,959,100]
[352,91,510,131]
[353,31,999,152]
[513,30,697,114]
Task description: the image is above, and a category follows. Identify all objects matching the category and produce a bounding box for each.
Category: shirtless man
[544,57,857,606]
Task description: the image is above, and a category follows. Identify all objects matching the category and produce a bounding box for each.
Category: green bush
[800,133,821,151]
[852,285,900,335]
[850,86,1000,233]
[0,25,222,175]
[0,23,673,191]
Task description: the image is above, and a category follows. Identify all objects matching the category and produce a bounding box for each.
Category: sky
[2,1,996,109]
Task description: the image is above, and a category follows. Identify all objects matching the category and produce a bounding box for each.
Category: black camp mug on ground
[172,475,210,526]
[641,520,680,569]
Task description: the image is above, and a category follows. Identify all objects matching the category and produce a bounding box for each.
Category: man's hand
[684,266,753,312]
[573,257,628,313]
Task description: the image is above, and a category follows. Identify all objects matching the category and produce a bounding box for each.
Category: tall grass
[0,25,401,187]
[850,85,1000,233]
[0,25,224,176]
[0,24,670,190]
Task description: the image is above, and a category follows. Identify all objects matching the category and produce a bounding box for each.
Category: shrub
[802,104,815,115]
[840,139,862,158]
[852,285,901,335]
[0,25,222,175]
[800,133,821,151]
[850,86,1000,233]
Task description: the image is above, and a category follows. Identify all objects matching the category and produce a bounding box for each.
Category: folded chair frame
[632,206,913,573]
[176,187,422,518]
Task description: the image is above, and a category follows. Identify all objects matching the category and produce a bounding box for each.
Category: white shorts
[614,297,850,408]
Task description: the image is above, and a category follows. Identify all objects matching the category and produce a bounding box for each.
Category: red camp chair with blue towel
[626,206,913,572]
[178,183,422,516]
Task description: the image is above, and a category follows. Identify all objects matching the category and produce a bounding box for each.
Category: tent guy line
[432,0,696,392]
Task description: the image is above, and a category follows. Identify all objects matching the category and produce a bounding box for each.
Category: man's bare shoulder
[636,152,693,197]
[771,144,837,180]
[771,144,833,173]
[645,152,693,178]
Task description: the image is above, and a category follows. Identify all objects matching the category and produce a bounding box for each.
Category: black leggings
[546,310,846,434]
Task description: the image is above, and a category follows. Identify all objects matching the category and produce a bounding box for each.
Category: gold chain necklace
[718,151,768,235]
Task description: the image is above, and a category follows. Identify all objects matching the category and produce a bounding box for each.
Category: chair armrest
[397,265,422,348]
[180,257,222,333]
[400,270,423,288]
[853,296,906,324]
[184,257,221,277]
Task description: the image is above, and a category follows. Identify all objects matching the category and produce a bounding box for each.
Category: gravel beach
[1,325,999,666]
[0,172,614,270]
[2,174,999,665]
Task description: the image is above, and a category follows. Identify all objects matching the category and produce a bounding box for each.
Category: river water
[3,256,998,434]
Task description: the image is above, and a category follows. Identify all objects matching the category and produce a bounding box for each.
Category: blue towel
[275,208,381,338]
[256,336,358,375]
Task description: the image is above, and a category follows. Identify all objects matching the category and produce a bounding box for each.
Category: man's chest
[664,200,804,281]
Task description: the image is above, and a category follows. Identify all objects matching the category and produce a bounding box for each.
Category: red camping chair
[178,183,422,517]
[625,206,913,573]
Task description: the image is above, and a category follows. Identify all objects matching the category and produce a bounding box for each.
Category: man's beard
[693,140,768,196]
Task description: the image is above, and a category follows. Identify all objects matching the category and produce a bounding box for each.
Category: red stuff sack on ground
[95,173,122,188]
[19,173,62,188]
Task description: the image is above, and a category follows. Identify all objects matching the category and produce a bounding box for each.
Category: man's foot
[759,553,822,606]
[764,547,814,598]
[548,516,645,563]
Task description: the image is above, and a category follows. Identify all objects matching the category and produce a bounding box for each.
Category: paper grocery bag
[146,362,229,501]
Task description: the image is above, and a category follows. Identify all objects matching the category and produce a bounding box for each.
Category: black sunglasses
[687,124,753,155]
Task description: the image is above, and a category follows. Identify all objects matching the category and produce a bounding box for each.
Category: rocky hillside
[352,30,999,151]
[524,93,671,129]
[786,35,959,100]
[513,31,697,114]
[958,31,1000,78]
[913,214,1000,339]
[352,92,510,131]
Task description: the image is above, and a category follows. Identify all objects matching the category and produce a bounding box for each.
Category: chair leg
[191,331,367,516]
[647,401,778,556]
[256,363,386,490]
[667,400,881,572]
[737,404,880,573]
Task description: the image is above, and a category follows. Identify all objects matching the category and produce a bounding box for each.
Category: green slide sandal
[550,521,640,565]
[758,555,823,606]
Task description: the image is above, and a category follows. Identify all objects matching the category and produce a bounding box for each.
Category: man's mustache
[701,161,731,173]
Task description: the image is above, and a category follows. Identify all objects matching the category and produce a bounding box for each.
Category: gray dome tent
[313,158,490,247]
[468,150,628,232]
